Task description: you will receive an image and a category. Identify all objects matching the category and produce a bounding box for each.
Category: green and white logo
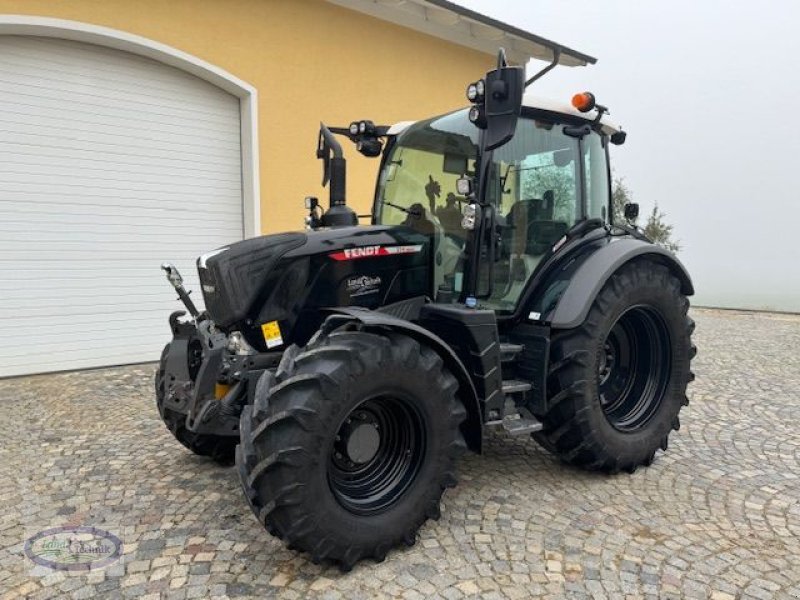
[24,526,123,571]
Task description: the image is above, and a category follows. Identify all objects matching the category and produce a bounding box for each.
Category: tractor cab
[374,96,622,312]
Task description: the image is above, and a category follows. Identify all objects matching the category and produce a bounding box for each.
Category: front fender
[321,307,483,453]
[548,238,694,330]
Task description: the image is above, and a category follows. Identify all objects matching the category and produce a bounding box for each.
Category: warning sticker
[261,320,283,349]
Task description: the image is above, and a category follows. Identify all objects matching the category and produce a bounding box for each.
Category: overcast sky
[455,0,800,312]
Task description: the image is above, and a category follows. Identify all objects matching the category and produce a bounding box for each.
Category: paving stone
[2,309,799,598]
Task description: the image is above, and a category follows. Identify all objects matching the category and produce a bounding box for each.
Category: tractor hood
[197,225,431,347]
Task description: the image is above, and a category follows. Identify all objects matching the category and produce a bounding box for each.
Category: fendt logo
[345,246,380,259]
[328,245,423,261]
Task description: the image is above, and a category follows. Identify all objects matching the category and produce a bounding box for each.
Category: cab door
[473,117,612,313]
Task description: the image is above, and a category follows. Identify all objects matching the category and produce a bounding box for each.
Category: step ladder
[488,343,544,436]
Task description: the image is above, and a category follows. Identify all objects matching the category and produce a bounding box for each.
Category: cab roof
[522,94,622,135]
[388,95,623,136]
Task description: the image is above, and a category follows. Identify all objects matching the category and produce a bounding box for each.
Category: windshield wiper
[383,200,422,217]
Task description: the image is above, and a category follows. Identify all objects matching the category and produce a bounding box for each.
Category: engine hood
[197,225,430,333]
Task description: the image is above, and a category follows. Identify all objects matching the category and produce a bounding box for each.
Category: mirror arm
[497,47,508,69]
[525,48,561,88]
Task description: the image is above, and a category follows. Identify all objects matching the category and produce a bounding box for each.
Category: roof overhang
[326,0,596,67]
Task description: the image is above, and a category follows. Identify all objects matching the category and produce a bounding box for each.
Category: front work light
[349,122,359,136]
[356,138,383,157]
[468,105,487,128]
[461,203,478,230]
[466,79,486,102]
[456,175,473,196]
[358,120,377,135]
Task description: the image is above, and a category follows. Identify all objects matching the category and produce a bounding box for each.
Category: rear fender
[321,308,483,453]
[547,238,694,330]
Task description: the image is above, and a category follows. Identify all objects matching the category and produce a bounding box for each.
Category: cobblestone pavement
[1,308,799,599]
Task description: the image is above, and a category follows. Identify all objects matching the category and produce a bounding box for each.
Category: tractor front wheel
[236,329,466,571]
[533,259,696,473]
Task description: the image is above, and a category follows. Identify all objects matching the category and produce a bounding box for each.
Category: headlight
[461,203,478,230]
[226,331,253,355]
[456,176,473,196]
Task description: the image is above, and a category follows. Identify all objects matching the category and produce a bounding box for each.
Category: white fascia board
[326,0,528,64]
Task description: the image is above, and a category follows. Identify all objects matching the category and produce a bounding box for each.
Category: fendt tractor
[156,47,695,570]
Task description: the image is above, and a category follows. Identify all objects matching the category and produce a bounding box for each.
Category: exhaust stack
[317,123,357,227]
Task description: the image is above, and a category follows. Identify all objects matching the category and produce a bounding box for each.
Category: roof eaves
[423,0,596,66]
[326,0,596,68]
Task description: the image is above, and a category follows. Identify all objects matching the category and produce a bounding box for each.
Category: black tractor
[155,50,695,570]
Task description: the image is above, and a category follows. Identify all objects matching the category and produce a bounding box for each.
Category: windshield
[375,109,609,311]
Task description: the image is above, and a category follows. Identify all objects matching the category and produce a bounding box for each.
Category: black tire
[155,344,237,464]
[236,329,467,571]
[533,259,696,473]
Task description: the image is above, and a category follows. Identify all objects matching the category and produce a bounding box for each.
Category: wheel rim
[328,395,426,516]
[598,305,672,432]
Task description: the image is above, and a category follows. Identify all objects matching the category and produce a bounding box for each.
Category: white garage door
[0,36,244,377]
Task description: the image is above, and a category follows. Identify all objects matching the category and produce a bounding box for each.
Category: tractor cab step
[502,415,544,435]
[486,411,544,436]
[486,379,543,436]
[501,379,531,394]
[499,343,525,363]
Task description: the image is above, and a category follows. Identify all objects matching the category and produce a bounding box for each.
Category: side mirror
[484,65,524,150]
[624,202,639,221]
[466,50,525,152]
[470,66,525,151]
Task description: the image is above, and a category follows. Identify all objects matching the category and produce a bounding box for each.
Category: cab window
[584,132,610,221]
[481,119,581,310]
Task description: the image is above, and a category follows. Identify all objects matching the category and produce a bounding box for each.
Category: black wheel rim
[598,305,672,432]
[328,395,426,516]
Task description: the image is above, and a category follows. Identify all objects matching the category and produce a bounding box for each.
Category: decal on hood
[328,244,423,261]
[346,275,382,297]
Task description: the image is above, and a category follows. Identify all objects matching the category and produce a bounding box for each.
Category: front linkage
[156,264,277,461]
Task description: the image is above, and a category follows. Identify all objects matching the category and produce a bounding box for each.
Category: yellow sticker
[260,320,283,349]
[214,382,231,400]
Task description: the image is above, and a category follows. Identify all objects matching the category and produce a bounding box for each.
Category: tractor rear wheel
[533,259,695,473]
[236,329,466,571]
[155,344,237,463]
